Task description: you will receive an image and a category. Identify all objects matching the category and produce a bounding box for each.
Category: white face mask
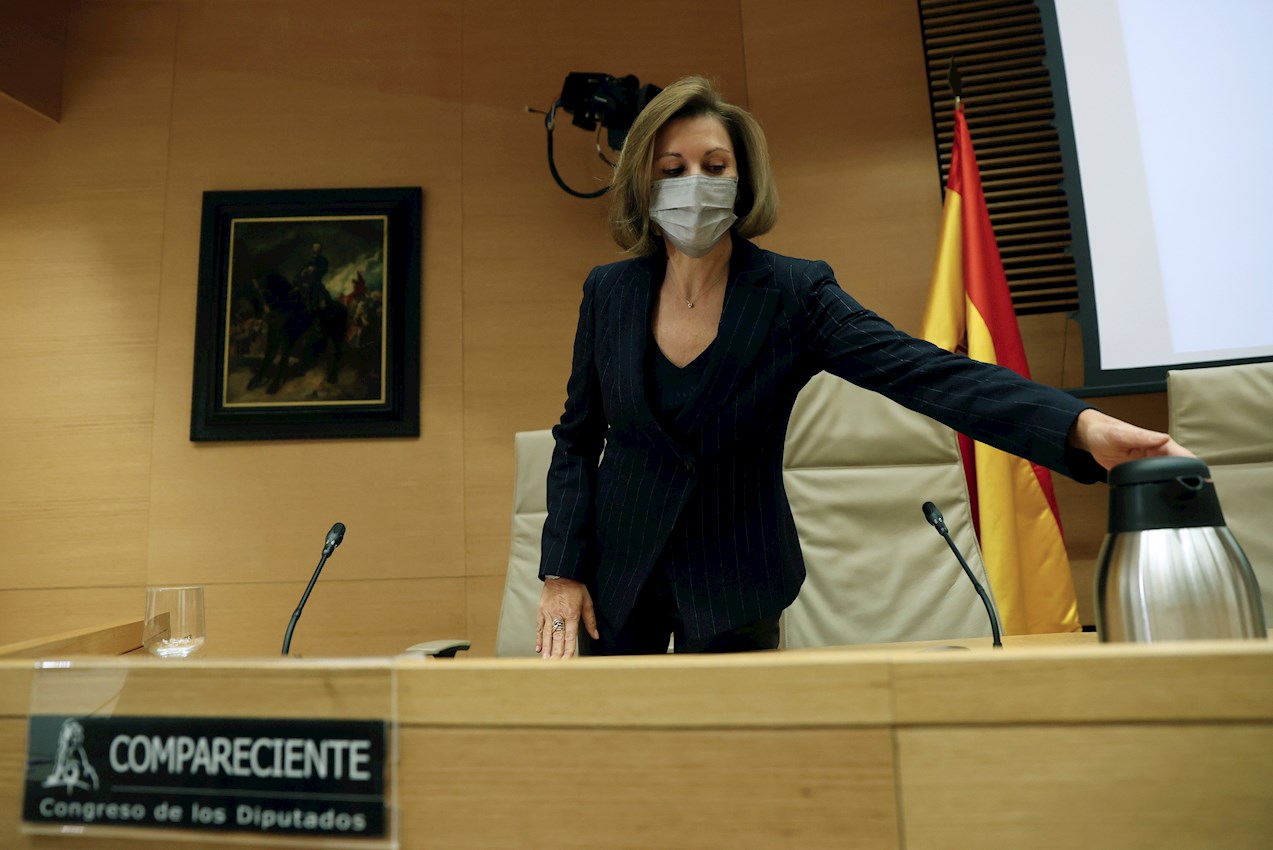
[648,174,739,258]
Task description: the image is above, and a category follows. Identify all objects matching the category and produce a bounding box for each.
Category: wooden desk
[0,619,143,659]
[1,639,1270,848]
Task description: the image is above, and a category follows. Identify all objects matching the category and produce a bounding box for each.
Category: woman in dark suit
[536,76,1188,658]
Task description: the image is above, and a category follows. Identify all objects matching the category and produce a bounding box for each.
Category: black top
[649,339,714,438]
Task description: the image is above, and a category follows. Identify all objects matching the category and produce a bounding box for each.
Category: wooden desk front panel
[401,726,899,850]
[898,723,1273,850]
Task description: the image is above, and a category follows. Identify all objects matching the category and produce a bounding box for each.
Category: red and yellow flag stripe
[921,104,1080,635]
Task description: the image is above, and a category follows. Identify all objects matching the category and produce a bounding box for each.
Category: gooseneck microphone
[322,522,346,555]
[281,522,346,656]
[921,502,1003,648]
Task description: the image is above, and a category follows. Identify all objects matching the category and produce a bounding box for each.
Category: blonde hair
[608,76,779,255]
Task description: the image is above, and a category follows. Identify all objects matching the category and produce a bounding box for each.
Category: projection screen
[1038,0,1273,393]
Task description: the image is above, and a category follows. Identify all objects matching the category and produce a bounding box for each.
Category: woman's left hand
[1069,408,1195,471]
[535,577,598,659]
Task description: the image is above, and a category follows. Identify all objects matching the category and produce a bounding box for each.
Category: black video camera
[558,72,662,150]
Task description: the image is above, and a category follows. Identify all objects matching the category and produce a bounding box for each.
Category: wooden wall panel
[144,0,466,654]
[0,0,68,120]
[741,0,940,335]
[0,2,176,644]
[0,579,466,659]
[198,577,467,658]
[1017,312,1073,387]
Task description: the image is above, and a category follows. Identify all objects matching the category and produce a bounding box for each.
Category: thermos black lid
[1108,455,1212,487]
[1107,456,1226,532]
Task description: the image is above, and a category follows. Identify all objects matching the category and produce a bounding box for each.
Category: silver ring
[551,619,565,633]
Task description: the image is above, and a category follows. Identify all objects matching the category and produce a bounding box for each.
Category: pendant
[686,300,695,309]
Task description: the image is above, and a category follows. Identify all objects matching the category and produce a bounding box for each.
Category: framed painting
[190,187,421,441]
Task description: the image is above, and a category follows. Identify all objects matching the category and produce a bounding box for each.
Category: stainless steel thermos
[1094,456,1266,642]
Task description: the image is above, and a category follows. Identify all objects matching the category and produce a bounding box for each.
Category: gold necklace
[682,274,724,309]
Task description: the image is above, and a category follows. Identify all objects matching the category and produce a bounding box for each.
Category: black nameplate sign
[23,715,387,839]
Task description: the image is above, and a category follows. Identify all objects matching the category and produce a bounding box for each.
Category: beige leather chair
[422,373,996,656]
[492,429,558,657]
[1168,361,1273,619]
[405,430,552,658]
[781,372,994,647]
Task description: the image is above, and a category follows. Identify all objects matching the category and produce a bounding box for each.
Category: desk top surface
[0,634,1269,728]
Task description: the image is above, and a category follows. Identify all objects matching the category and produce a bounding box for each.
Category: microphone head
[325,522,346,551]
[921,501,948,533]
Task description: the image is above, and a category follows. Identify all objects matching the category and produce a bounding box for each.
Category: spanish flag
[920,103,1080,634]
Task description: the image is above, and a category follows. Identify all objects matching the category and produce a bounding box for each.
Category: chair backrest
[499,373,994,652]
[781,372,994,647]
[1168,361,1273,618]
[495,429,557,656]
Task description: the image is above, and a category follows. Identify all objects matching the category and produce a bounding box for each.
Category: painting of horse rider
[225,218,387,405]
[191,187,420,441]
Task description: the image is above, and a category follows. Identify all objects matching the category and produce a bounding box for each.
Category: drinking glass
[143,585,206,657]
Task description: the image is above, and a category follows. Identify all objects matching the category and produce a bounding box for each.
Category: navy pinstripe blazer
[540,237,1102,642]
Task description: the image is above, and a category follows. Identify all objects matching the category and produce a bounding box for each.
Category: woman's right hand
[536,578,600,659]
